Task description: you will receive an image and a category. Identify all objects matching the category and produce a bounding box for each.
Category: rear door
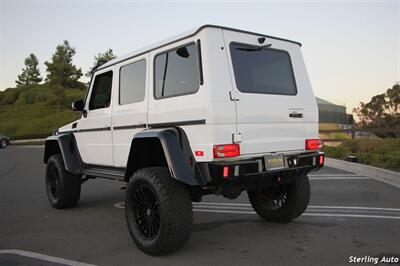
[223,30,318,156]
[112,54,149,167]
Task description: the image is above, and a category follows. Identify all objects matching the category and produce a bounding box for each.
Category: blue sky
[0,0,399,110]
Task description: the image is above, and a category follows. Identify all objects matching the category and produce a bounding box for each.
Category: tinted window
[154,43,199,99]
[89,71,113,110]
[119,60,146,105]
[230,43,297,95]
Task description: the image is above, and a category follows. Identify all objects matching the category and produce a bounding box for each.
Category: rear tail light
[213,144,240,158]
[319,154,325,165]
[195,150,204,157]
[223,166,229,178]
[305,139,322,150]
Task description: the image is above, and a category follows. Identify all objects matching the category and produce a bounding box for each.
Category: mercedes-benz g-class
[44,25,324,255]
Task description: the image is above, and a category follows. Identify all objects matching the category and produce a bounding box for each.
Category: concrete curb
[325,158,400,189]
[10,138,46,144]
[9,145,45,148]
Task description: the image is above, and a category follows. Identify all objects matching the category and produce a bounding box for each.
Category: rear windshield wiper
[236,44,272,52]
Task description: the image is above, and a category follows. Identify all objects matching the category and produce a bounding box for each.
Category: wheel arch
[44,134,82,175]
[125,127,207,186]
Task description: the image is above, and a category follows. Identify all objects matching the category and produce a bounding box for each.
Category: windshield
[230,42,297,95]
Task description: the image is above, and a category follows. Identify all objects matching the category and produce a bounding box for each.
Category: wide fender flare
[44,134,82,175]
[125,127,206,186]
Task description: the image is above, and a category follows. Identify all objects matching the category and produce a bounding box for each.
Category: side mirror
[72,100,85,112]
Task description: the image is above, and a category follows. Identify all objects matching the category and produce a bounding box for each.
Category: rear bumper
[205,151,324,184]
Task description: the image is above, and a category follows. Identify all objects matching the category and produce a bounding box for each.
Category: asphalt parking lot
[1,146,399,266]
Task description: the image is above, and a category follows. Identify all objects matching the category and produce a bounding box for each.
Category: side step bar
[82,164,125,181]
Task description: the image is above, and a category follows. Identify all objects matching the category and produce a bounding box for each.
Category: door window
[89,71,113,110]
[119,60,146,105]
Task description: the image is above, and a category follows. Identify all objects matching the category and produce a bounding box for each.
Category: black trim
[197,39,204,86]
[59,129,77,134]
[80,75,94,119]
[113,124,147,130]
[58,120,204,134]
[59,127,111,134]
[95,24,301,73]
[148,119,205,129]
[79,127,111,133]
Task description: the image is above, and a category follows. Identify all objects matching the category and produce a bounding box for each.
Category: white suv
[44,25,324,255]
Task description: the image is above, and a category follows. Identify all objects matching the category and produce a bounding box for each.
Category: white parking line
[195,205,252,210]
[195,209,255,215]
[195,202,250,207]
[308,205,400,212]
[193,202,400,220]
[308,173,370,180]
[114,201,400,220]
[193,209,400,220]
[308,174,362,177]
[309,177,370,180]
[195,202,400,212]
[303,213,400,220]
[0,249,97,266]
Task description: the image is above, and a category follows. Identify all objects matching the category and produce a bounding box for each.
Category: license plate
[264,154,286,170]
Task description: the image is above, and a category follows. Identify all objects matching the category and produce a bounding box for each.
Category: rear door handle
[289,112,303,118]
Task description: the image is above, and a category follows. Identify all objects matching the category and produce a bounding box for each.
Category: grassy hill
[0,84,85,139]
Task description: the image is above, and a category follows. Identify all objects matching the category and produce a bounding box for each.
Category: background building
[316,97,352,125]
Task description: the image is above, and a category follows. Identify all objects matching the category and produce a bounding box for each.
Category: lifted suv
[44,25,324,255]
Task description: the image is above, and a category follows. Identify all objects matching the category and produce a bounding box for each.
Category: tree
[44,40,82,88]
[86,49,116,77]
[15,53,42,87]
[353,83,400,138]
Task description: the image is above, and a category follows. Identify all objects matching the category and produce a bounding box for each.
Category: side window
[119,60,146,105]
[89,71,113,110]
[154,43,199,99]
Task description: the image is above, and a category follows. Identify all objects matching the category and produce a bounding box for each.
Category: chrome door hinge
[232,132,242,143]
[229,91,239,101]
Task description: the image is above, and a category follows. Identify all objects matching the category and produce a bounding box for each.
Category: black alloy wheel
[129,181,161,240]
[47,163,61,200]
[248,174,310,223]
[45,154,81,209]
[125,167,193,255]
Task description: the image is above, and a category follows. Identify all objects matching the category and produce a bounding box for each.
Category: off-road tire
[0,139,8,148]
[248,175,310,223]
[45,154,81,209]
[125,167,193,256]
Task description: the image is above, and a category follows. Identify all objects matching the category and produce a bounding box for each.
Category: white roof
[97,24,301,72]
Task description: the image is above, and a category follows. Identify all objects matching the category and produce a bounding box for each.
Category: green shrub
[0,88,21,105]
[322,139,400,171]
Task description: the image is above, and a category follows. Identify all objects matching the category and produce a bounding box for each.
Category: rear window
[230,42,297,95]
[154,43,200,99]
